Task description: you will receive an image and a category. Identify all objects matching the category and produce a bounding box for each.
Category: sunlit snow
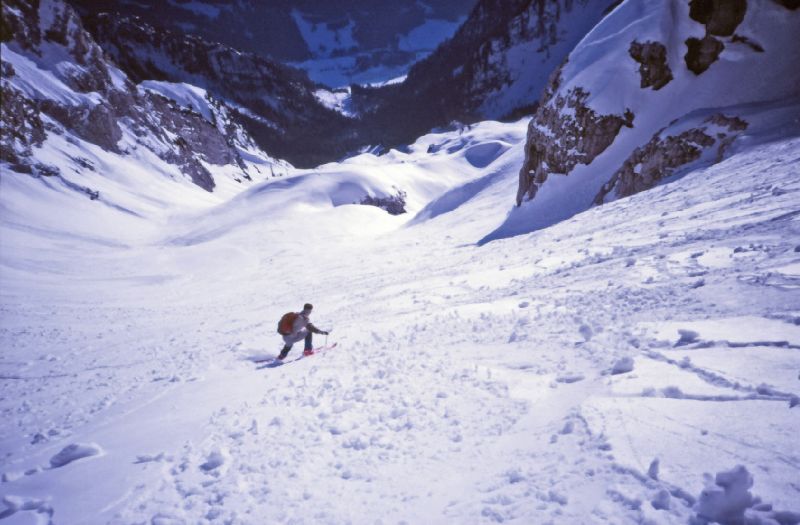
[2,116,798,523]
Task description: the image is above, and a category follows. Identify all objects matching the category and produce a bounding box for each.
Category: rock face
[0,75,46,169]
[594,114,748,203]
[78,13,356,168]
[502,0,800,239]
[516,70,635,205]
[1,0,278,193]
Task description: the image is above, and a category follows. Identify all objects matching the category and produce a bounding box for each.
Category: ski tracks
[116,342,532,523]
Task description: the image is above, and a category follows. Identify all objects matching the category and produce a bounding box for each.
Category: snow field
[1,126,799,523]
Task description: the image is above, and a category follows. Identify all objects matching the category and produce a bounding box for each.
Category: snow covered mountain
[2,2,799,523]
[504,0,800,241]
[70,0,477,88]
[78,10,358,168]
[352,0,618,148]
[1,0,289,198]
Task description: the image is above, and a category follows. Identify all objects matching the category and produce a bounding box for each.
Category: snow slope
[1,118,799,524]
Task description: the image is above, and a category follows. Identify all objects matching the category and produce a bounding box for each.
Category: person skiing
[276,303,329,360]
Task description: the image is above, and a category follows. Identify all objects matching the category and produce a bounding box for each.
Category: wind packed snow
[1,116,800,524]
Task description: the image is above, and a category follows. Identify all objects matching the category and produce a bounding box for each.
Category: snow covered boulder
[691,465,800,525]
[611,356,635,375]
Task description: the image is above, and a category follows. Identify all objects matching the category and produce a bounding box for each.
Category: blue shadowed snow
[412,169,507,224]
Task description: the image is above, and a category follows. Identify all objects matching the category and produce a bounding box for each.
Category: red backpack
[277,312,298,335]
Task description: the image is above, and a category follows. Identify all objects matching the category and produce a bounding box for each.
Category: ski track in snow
[1,131,799,523]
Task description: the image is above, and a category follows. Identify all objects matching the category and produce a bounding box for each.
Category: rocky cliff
[351,0,617,150]
[1,0,284,197]
[78,12,357,168]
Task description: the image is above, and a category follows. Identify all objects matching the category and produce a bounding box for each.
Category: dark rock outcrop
[0,80,46,167]
[629,41,673,90]
[38,99,123,152]
[684,0,748,75]
[594,114,748,203]
[516,69,635,205]
[685,35,726,74]
[689,0,747,36]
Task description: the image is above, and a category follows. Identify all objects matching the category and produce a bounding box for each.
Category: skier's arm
[307,322,328,335]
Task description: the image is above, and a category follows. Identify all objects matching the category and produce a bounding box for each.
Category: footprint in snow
[556,374,585,384]
[199,448,228,472]
[134,452,169,464]
[0,495,53,520]
[150,513,184,525]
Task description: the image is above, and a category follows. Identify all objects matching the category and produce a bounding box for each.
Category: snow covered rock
[199,448,228,472]
[595,113,748,203]
[516,76,635,204]
[513,0,800,230]
[687,465,800,525]
[360,190,408,215]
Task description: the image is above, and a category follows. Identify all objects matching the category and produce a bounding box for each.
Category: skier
[276,303,329,360]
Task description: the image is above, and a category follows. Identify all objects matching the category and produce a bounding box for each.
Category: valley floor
[1,136,799,524]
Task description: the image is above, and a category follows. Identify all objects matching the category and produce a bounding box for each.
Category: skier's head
[302,303,313,316]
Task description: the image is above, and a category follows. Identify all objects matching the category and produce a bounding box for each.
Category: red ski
[260,343,338,368]
[302,342,338,357]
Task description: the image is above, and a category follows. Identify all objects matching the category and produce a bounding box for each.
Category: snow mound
[49,443,103,468]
